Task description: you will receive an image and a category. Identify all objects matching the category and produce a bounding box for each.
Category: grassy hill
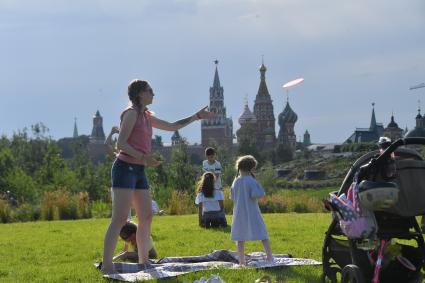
[0,213,330,282]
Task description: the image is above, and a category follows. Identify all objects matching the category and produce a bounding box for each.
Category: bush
[168,191,196,215]
[259,194,288,213]
[223,187,233,214]
[13,203,41,222]
[292,202,309,213]
[77,192,91,219]
[41,190,91,220]
[256,162,276,191]
[152,185,173,211]
[0,198,12,223]
[91,200,111,218]
[285,194,325,213]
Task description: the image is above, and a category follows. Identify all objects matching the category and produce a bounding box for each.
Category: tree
[236,124,260,159]
[0,147,17,196]
[168,140,198,193]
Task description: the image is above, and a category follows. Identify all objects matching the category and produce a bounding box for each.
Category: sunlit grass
[0,213,330,282]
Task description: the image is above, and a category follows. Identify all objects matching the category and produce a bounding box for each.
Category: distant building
[405,107,425,138]
[383,113,403,141]
[303,130,311,146]
[171,130,183,146]
[253,61,276,148]
[236,98,257,144]
[345,103,384,143]
[88,110,106,163]
[201,61,233,148]
[153,132,205,164]
[277,99,298,152]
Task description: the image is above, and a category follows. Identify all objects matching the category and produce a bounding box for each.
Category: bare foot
[266,256,274,263]
[101,264,114,275]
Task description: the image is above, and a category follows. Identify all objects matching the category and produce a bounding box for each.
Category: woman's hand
[143,154,162,167]
[195,106,216,120]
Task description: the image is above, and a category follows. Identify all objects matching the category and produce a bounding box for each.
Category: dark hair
[128,79,149,107]
[235,155,258,172]
[197,172,215,198]
[119,221,137,241]
[205,147,216,156]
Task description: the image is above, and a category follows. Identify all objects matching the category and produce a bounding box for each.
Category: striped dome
[278,102,298,126]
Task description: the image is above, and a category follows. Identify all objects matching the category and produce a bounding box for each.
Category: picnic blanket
[97,250,321,282]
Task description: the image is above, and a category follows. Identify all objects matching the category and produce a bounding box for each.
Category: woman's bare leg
[102,188,133,274]
[262,239,273,262]
[133,189,153,264]
[237,241,246,265]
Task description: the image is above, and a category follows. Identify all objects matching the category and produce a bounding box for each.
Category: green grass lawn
[0,213,330,282]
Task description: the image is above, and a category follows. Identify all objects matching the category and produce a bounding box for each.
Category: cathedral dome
[278,102,298,126]
[238,102,257,125]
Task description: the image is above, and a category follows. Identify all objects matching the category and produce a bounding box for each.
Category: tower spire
[202,60,233,148]
[254,57,275,146]
[213,59,221,88]
[370,102,377,131]
[73,117,78,138]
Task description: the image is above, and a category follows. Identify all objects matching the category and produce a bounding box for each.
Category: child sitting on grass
[113,222,157,261]
[195,172,227,228]
[230,155,273,265]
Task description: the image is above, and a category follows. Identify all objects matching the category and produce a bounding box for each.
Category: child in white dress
[230,155,273,265]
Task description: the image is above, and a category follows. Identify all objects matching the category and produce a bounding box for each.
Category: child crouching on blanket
[195,172,227,228]
[230,155,273,265]
[113,222,157,261]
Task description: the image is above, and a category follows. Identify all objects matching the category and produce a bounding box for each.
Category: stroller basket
[386,159,425,217]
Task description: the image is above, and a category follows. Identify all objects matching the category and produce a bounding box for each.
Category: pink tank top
[116,105,152,165]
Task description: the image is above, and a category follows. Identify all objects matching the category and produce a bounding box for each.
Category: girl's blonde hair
[196,172,215,198]
[235,155,258,172]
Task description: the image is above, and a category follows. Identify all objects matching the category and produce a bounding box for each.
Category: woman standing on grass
[101,79,215,274]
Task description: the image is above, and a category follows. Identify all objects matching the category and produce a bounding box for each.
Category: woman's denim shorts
[111,158,149,190]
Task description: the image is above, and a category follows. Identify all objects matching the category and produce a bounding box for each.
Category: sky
[1,0,425,144]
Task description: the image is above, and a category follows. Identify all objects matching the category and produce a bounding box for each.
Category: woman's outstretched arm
[151,106,215,131]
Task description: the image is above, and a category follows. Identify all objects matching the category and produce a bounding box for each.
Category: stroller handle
[358,137,425,181]
[376,137,425,165]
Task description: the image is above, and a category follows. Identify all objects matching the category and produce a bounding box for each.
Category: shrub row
[1,186,330,223]
[259,194,326,213]
[0,190,91,223]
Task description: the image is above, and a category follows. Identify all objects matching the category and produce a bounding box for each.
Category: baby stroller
[322,137,425,283]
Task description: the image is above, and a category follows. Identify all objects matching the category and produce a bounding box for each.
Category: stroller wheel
[321,267,340,283]
[341,264,364,283]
